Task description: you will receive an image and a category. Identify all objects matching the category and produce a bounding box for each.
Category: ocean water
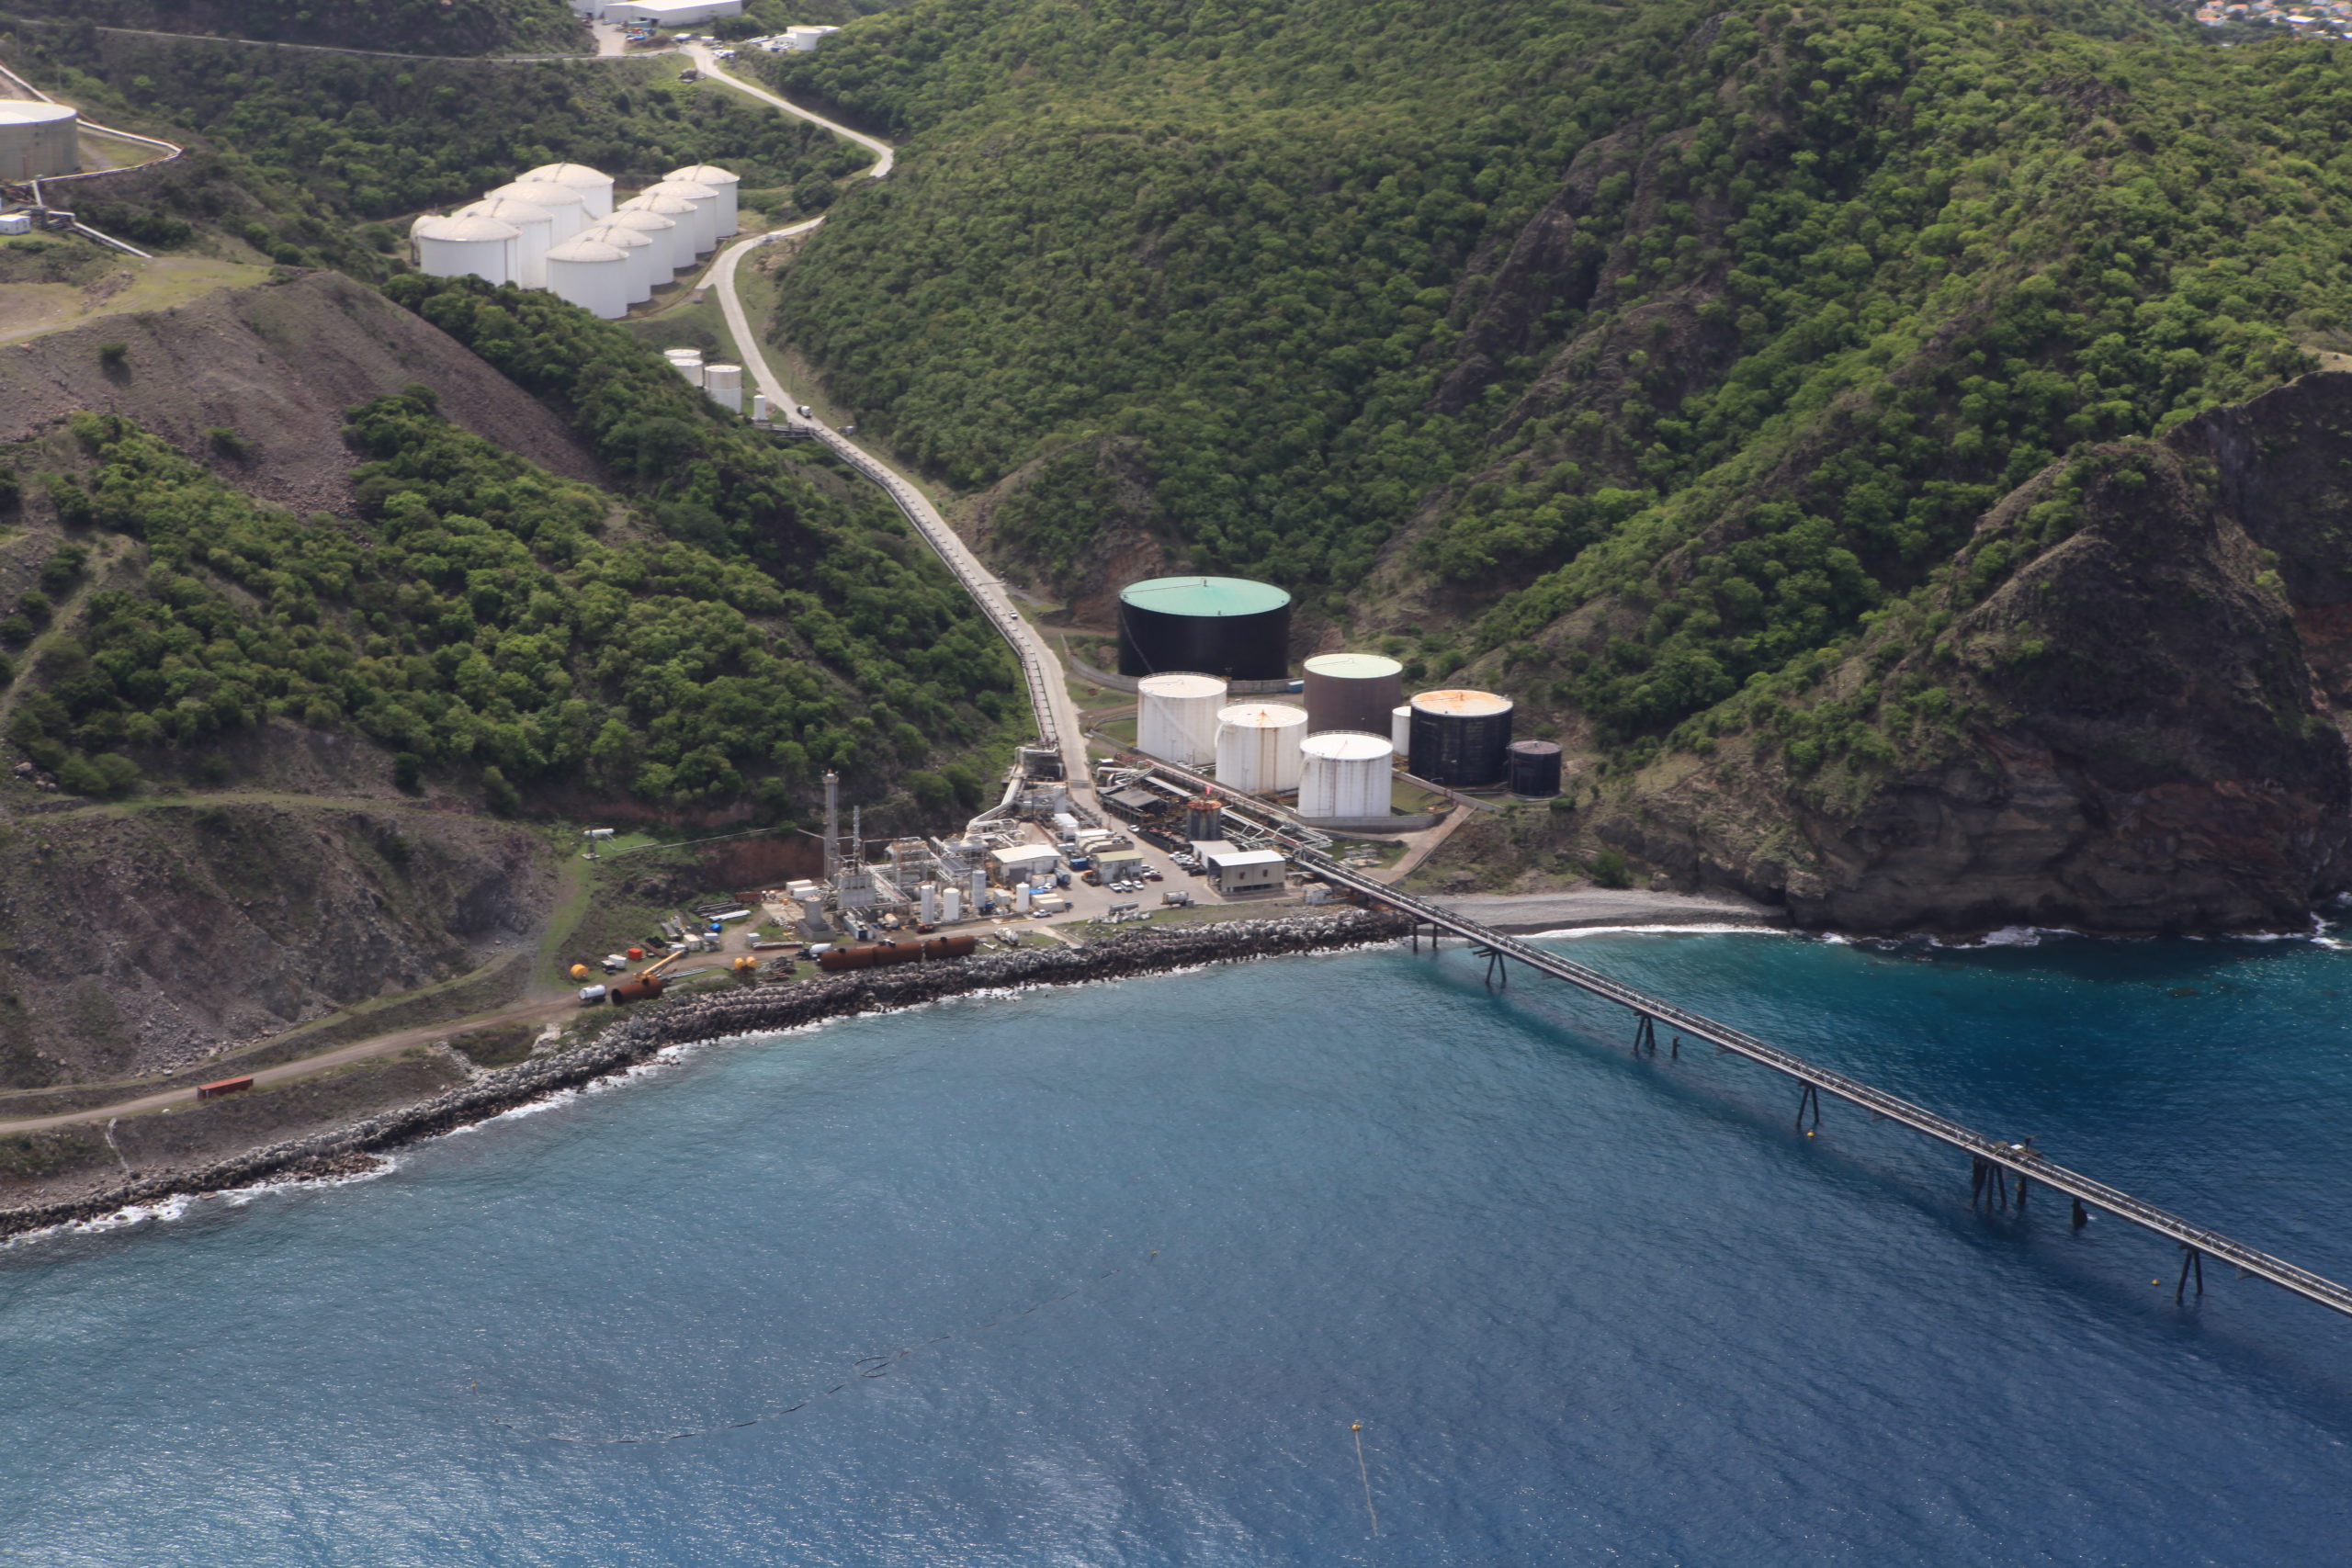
[4,929,2351,1565]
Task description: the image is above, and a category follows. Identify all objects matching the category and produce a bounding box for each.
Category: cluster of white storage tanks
[409,162,742,320]
[662,346,768,419]
[1131,658,1404,820]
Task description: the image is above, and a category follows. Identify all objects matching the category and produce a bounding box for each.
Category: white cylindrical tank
[575,220,654,303]
[942,886,962,923]
[1015,885,1033,915]
[666,164,741,236]
[487,179,588,243]
[1215,703,1308,795]
[409,212,518,286]
[1391,705,1411,755]
[751,392,770,422]
[457,197,554,287]
[970,867,988,911]
[1297,732,1394,820]
[522,162,615,220]
[543,236,628,319]
[665,348,705,388]
[0,100,78,180]
[703,363,743,413]
[920,883,939,924]
[1136,672,1227,766]
[641,179,720,254]
[603,206,684,281]
[616,193,700,272]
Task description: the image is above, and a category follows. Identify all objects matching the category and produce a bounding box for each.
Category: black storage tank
[1508,739,1563,798]
[1116,576,1292,681]
[1407,689,1514,788]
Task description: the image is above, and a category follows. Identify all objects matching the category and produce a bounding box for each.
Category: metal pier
[1297,850,2352,1323]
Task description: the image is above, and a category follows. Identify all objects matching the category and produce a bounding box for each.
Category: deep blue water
[6,929,2352,1565]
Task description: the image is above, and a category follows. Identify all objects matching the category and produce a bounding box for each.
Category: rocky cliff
[1602,374,2352,936]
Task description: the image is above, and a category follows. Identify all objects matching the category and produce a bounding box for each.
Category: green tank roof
[1118,576,1292,617]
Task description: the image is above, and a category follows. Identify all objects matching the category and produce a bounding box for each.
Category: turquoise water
[5,930,2351,1563]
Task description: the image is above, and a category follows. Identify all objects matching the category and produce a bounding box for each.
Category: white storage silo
[522,162,615,220]
[1136,672,1227,767]
[1215,703,1307,795]
[666,348,706,387]
[1297,732,1394,820]
[703,363,743,413]
[0,100,79,181]
[457,197,554,288]
[576,220,654,302]
[616,193,700,273]
[751,393,770,421]
[666,164,741,237]
[641,178,720,254]
[410,212,518,286]
[487,179,588,243]
[603,206,684,281]
[544,236,629,319]
[1391,705,1411,756]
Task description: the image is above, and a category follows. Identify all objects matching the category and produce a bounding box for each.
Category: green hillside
[769,0,2352,755]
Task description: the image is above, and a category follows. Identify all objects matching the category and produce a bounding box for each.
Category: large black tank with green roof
[1115,576,1292,681]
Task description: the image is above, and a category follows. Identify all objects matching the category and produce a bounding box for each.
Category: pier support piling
[1971,1156,1988,1210]
[2177,1245,2205,1304]
[1796,1082,1821,1134]
[2072,1198,2088,1229]
[1633,1015,1657,1057]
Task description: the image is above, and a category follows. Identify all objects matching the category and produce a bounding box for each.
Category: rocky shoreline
[0,909,1412,1243]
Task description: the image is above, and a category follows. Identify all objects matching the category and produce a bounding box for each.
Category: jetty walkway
[1298,849,2352,1322]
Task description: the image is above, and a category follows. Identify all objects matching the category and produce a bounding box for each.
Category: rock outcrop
[1609,374,2352,936]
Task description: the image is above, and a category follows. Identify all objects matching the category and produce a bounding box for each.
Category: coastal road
[694,47,1089,797]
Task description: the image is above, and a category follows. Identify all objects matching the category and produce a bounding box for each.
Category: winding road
[687,45,1087,795]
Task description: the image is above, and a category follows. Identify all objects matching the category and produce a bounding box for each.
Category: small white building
[1202,847,1286,897]
[602,0,742,25]
[778,25,840,49]
[989,844,1062,886]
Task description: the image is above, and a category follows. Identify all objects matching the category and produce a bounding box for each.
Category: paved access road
[691,45,1090,797]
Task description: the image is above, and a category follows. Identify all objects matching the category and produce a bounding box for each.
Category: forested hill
[771,0,2351,743]
[0,0,583,55]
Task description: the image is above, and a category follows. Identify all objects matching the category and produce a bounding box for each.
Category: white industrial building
[775,25,840,49]
[410,159,741,326]
[0,100,77,182]
[601,0,742,24]
[1199,845,1286,897]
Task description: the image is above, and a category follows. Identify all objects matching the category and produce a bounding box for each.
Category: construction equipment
[639,948,687,981]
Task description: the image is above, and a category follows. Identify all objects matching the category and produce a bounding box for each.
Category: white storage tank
[703,363,743,413]
[410,212,518,286]
[616,192,700,273]
[1215,702,1308,795]
[665,164,741,237]
[0,100,77,181]
[487,179,588,243]
[544,235,629,319]
[1390,705,1411,755]
[751,392,770,421]
[640,178,720,254]
[1136,672,1227,767]
[575,220,655,302]
[1297,732,1394,820]
[457,197,554,287]
[665,348,706,387]
[521,162,615,220]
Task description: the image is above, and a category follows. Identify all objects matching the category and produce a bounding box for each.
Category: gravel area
[1435,888,1788,933]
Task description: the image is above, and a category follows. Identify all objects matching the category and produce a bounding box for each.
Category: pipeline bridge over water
[1292,848,2352,1324]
